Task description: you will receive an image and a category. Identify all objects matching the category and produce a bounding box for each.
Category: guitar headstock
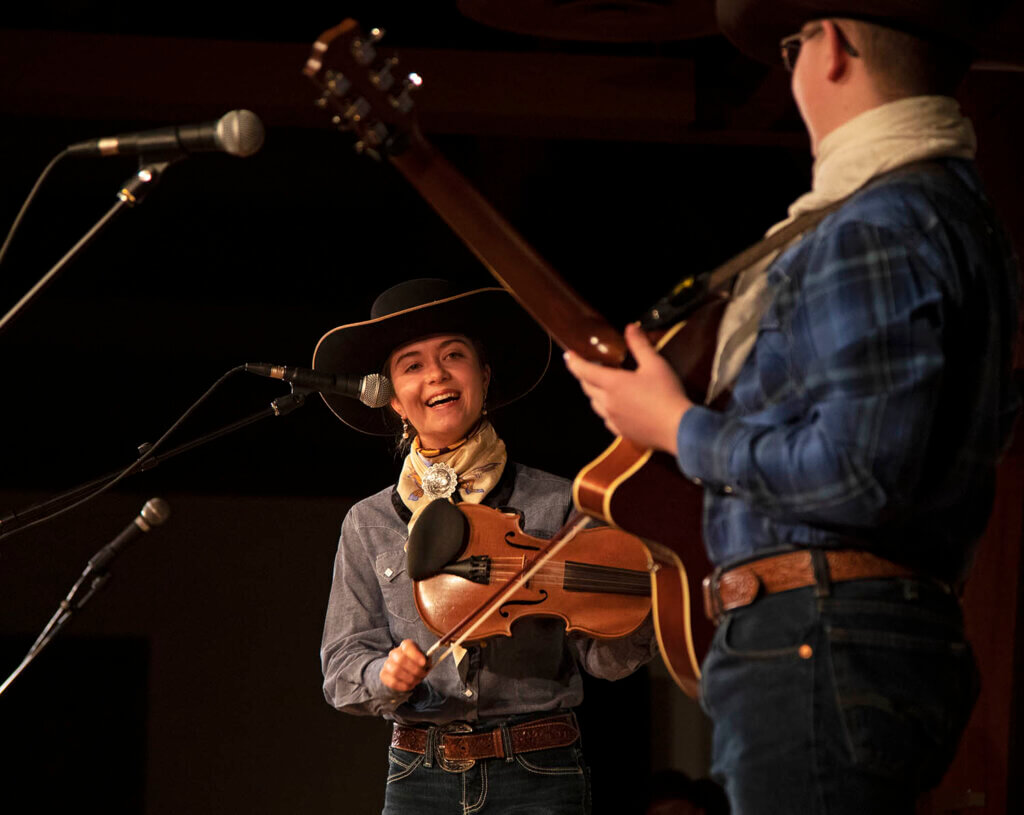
[303,19,423,160]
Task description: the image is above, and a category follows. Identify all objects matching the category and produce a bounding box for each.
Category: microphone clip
[117,161,172,208]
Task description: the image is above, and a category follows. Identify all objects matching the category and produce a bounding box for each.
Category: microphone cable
[0,148,71,269]
[0,365,246,543]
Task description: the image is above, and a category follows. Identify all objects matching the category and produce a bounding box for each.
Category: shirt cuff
[676,404,739,491]
[365,655,413,711]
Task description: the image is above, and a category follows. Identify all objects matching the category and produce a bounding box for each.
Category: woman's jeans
[382,713,591,814]
[700,577,978,815]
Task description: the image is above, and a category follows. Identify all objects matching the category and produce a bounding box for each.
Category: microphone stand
[0,498,171,698]
[0,160,172,336]
[0,389,308,540]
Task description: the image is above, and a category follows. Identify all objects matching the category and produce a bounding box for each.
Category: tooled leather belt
[391,713,579,762]
[702,549,922,623]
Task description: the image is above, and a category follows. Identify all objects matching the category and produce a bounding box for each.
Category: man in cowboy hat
[566,2,1020,813]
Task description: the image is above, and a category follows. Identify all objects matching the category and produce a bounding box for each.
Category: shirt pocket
[375,549,420,624]
[752,306,795,401]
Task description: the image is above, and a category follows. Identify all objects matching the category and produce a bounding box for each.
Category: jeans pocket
[825,625,977,787]
[386,747,424,784]
[719,607,814,659]
[514,745,585,777]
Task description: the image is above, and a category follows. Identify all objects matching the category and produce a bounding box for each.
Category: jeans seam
[386,750,423,784]
[514,753,585,776]
[464,762,487,815]
[828,626,969,653]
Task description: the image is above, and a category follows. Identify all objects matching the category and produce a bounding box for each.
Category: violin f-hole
[499,590,549,618]
[504,530,540,552]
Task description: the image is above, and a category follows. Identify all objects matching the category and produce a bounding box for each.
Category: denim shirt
[321,462,657,725]
[677,159,1020,583]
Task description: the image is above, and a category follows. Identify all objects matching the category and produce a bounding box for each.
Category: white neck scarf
[705,96,976,402]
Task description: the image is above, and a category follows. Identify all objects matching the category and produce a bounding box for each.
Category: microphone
[244,363,394,408]
[67,110,265,159]
[86,498,171,575]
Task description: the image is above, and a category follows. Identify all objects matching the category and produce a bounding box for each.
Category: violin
[407,501,651,642]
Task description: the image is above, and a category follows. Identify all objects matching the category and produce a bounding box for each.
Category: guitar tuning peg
[389,91,414,114]
[350,37,377,66]
[370,63,395,91]
[344,97,371,124]
[364,122,388,147]
[354,140,382,162]
[325,70,352,96]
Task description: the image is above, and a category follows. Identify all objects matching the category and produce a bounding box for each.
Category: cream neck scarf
[397,420,507,531]
[705,95,976,402]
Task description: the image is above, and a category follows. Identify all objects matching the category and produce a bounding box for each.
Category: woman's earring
[401,418,410,440]
[481,402,488,416]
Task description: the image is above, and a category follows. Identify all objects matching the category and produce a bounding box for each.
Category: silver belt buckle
[437,722,475,773]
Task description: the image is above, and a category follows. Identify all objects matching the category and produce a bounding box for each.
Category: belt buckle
[437,722,475,773]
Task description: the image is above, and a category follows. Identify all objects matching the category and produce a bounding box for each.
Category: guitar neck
[391,136,626,365]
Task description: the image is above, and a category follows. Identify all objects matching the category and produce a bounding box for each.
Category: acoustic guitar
[302,19,718,697]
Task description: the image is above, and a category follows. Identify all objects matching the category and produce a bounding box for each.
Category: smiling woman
[313,277,658,815]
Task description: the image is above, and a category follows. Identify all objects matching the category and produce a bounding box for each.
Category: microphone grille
[140,497,171,527]
[360,374,394,409]
[216,110,265,157]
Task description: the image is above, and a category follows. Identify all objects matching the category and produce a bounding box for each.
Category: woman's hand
[380,638,429,692]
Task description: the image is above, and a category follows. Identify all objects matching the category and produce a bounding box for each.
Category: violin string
[486,570,650,592]
[487,567,648,585]
[486,558,649,582]
[487,561,650,592]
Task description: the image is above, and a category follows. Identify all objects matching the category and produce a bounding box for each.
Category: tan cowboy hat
[312,278,552,435]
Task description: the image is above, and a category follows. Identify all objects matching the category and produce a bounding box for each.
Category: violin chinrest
[407,499,469,580]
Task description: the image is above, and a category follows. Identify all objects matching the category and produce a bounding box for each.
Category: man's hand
[380,639,429,692]
[564,322,693,456]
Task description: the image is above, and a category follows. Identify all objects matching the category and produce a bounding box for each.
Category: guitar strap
[639,199,847,330]
[640,159,950,330]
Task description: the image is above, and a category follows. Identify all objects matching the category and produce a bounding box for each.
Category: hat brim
[312,287,552,435]
[715,0,988,65]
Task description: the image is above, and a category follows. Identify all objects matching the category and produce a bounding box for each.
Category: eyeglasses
[780,22,860,72]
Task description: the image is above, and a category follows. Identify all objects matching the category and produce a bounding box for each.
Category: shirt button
[384,567,394,578]
[464,688,474,698]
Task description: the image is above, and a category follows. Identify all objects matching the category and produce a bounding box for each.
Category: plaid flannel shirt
[677,159,1020,583]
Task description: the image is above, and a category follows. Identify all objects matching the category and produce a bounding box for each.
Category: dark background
[0,3,1021,813]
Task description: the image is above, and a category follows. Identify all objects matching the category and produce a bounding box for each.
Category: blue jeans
[383,713,591,814]
[700,577,978,815]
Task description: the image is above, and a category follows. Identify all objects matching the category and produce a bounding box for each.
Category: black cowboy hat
[312,278,552,435]
[715,0,1006,65]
